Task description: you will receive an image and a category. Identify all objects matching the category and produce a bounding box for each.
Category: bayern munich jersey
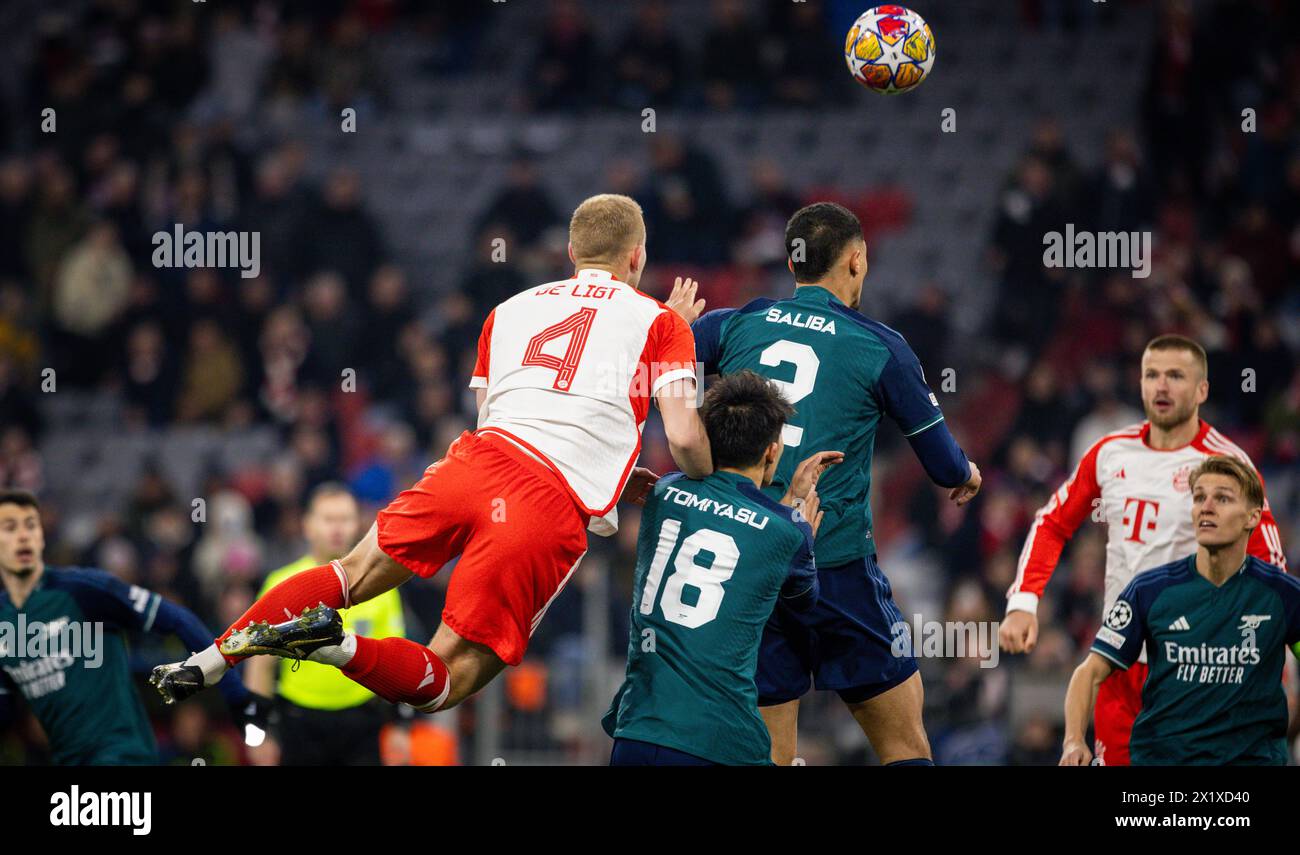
[1008,420,1288,617]
[470,268,697,535]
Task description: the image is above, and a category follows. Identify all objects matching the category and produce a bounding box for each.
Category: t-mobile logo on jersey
[1122,497,1160,544]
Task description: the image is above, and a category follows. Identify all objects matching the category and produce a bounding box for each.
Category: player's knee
[874,723,931,763]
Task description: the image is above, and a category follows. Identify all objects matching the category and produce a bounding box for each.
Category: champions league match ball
[844,5,936,94]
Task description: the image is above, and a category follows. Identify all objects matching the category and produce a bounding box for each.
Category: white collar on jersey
[574,268,627,286]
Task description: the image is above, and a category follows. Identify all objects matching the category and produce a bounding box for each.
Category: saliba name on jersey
[764,307,837,334]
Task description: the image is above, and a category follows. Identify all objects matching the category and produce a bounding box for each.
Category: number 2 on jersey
[522,307,597,390]
[760,339,819,447]
[640,519,740,629]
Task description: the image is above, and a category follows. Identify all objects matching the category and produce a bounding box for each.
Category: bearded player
[151,194,712,715]
[1001,334,1288,765]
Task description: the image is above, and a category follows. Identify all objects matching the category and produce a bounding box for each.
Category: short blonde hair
[569,194,645,264]
[1189,455,1264,510]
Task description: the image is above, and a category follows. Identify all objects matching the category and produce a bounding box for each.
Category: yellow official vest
[258,556,405,711]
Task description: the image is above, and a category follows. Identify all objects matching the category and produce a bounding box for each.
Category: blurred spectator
[474,158,561,250]
[700,0,768,110]
[639,135,732,265]
[176,319,244,423]
[526,0,602,111]
[308,168,384,296]
[611,0,687,109]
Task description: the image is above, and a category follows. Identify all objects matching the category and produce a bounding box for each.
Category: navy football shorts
[756,553,918,706]
[609,738,718,766]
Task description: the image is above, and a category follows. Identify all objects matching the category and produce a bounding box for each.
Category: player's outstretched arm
[1061,653,1114,766]
[657,380,712,478]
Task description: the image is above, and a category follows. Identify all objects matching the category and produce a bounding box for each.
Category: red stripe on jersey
[1009,425,1144,601]
[1194,424,1287,569]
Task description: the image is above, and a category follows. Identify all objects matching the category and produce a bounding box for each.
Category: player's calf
[759,700,800,765]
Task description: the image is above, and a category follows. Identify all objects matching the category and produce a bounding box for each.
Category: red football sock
[342,636,451,711]
[216,563,349,666]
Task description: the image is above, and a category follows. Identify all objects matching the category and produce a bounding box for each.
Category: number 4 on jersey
[522,307,598,390]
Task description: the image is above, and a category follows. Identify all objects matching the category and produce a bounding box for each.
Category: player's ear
[853,242,868,277]
[1246,505,1262,532]
[567,242,576,264]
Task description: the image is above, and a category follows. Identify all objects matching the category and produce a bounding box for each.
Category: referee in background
[246,483,406,765]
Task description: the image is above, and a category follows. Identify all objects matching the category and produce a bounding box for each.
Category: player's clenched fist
[666,276,706,325]
[1059,738,1092,766]
[999,609,1038,653]
[949,459,982,506]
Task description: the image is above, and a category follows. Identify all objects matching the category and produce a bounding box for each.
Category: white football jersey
[470,269,697,535]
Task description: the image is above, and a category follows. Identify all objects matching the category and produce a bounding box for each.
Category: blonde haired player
[152,194,713,715]
[1001,334,1287,765]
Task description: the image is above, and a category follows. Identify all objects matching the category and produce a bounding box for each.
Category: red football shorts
[375,430,589,666]
[1093,661,1148,766]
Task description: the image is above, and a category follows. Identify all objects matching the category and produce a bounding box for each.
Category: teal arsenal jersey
[1091,555,1300,766]
[0,568,163,764]
[693,286,948,565]
[604,471,818,765]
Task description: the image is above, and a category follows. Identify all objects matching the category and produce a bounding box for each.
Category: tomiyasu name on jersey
[1091,555,1300,765]
[603,471,818,765]
[693,286,946,566]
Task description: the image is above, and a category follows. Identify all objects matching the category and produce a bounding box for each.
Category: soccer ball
[844,5,936,95]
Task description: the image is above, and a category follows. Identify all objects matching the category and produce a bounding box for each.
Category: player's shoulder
[40,567,130,606]
[1243,556,1300,593]
[648,471,690,501]
[1195,422,1257,466]
[1085,421,1149,460]
[825,301,903,341]
[42,566,112,589]
[696,298,778,332]
[734,481,813,544]
[1121,557,1193,605]
[823,303,923,367]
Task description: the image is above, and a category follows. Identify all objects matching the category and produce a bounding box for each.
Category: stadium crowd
[0,0,1296,764]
